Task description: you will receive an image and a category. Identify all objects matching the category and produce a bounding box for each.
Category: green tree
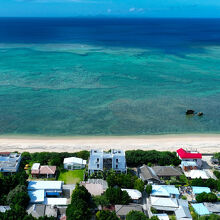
[96,210,119,220]
[126,210,148,220]
[1,204,27,220]
[146,184,152,195]
[150,217,159,220]
[196,192,218,203]
[7,185,30,208]
[66,184,92,220]
[105,187,131,205]
[134,179,145,192]
[93,195,110,209]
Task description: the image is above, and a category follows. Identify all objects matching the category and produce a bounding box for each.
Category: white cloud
[129,7,136,12]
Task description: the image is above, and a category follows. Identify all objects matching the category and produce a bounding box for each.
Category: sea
[0,18,220,135]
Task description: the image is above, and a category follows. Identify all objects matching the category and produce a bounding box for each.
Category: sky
[0,0,220,17]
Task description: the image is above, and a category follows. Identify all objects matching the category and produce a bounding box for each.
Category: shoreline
[0,134,220,153]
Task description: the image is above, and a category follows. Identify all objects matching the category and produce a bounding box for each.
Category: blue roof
[192,203,210,216]
[28,190,45,203]
[192,187,211,194]
[151,185,180,197]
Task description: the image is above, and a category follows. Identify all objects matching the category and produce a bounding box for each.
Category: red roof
[0,152,10,155]
[39,166,56,175]
[177,148,202,159]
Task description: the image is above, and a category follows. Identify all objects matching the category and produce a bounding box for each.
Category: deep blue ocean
[0,18,220,135]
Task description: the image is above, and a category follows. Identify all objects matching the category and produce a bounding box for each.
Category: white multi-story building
[0,152,22,173]
[88,149,127,174]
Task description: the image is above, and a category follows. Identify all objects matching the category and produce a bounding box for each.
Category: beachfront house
[177,148,202,168]
[138,165,182,184]
[88,149,127,174]
[63,157,86,170]
[138,164,161,184]
[0,152,22,173]
[181,161,198,171]
[31,163,57,178]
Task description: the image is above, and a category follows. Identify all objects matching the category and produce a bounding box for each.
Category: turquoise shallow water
[0,43,220,135]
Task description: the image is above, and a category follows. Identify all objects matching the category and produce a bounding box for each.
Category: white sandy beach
[0,134,220,153]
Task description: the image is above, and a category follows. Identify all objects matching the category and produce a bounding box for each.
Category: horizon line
[1,16,220,19]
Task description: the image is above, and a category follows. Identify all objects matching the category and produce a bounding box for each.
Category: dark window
[97,164,99,168]
[116,164,118,169]
[116,159,118,163]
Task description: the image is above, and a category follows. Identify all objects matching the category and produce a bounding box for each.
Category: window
[116,164,118,169]
[116,159,118,163]
[97,158,99,163]
[97,164,99,168]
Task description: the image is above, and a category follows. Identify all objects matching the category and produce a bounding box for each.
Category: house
[184,170,209,179]
[152,166,182,179]
[150,197,192,220]
[181,161,198,171]
[28,181,64,204]
[203,202,220,215]
[26,204,58,218]
[31,163,56,178]
[115,204,143,220]
[177,148,202,167]
[88,149,127,174]
[0,206,10,213]
[151,185,180,198]
[28,181,63,196]
[81,179,108,196]
[0,152,21,173]
[138,165,182,184]
[175,205,193,220]
[121,189,142,203]
[138,165,161,184]
[192,187,211,196]
[63,157,86,170]
[191,203,210,216]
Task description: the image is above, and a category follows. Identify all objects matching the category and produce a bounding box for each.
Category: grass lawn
[58,169,84,184]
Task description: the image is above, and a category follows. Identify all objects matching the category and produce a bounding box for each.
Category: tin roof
[192,203,210,216]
